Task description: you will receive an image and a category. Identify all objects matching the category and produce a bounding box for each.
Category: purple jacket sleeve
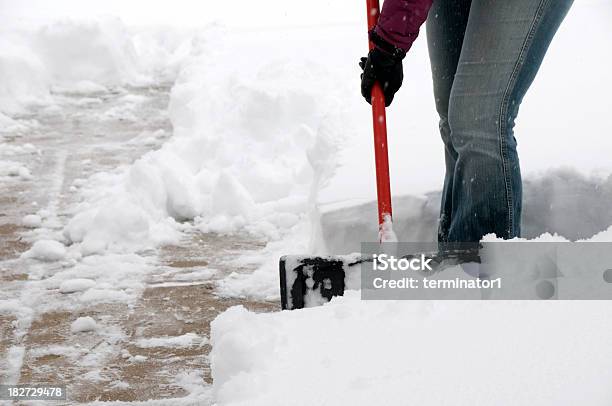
[374,0,433,52]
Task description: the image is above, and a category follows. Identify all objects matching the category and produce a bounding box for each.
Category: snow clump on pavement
[21,239,67,261]
[70,316,98,333]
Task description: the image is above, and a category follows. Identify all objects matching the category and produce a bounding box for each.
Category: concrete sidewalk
[0,86,276,404]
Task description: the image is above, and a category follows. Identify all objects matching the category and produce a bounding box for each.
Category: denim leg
[430,0,573,243]
[426,0,472,243]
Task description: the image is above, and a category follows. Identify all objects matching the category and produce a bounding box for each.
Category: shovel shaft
[366,0,393,229]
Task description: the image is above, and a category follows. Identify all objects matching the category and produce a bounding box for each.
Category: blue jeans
[426,0,573,243]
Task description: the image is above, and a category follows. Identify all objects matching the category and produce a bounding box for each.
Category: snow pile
[130,27,197,83]
[0,17,190,115]
[165,30,347,238]
[211,296,612,406]
[0,36,50,115]
[63,26,353,256]
[21,239,67,261]
[64,185,176,255]
[32,18,146,88]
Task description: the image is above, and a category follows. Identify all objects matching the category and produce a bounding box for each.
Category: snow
[59,278,97,293]
[51,80,108,94]
[1,1,605,312]
[36,1,607,305]
[169,268,217,282]
[21,239,67,261]
[70,316,98,333]
[1,1,611,403]
[34,18,146,85]
[211,296,612,406]
[29,345,87,360]
[0,16,186,115]
[4,346,25,385]
[379,214,398,242]
[581,226,612,242]
[0,35,50,115]
[210,227,612,404]
[0,160,34,180]
[22,214,42,228]
[79,288,131,304]
[64,197,158,255]
[58,24,350,259]
[135,333,207,349]
[17,166,33,180]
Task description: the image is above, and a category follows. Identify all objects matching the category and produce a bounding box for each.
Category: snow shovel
[279,0,393,310]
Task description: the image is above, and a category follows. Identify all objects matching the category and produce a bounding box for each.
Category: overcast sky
[3,0,607,28]
[0,0,363,28]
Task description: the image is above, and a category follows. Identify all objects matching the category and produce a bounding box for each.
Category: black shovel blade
[279,255,360,310]
[279,247,483,309]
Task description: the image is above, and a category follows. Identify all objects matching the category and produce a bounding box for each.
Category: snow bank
[164,28,347,238]
[0,36,50,115]
[130,27,197,83]
[22,18,145,92]
[211,296,612,406]
[0,17,190,115]
[211,222,612,404]
[63,25,353,255]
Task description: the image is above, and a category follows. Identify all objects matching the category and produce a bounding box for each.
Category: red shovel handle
[366,0,393,231]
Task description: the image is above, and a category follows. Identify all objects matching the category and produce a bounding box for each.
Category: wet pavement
[0,86,277,404]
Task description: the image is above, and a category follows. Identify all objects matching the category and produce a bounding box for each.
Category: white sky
[1,0,609,31]
[2,0,610,28]
[0,0,362,28]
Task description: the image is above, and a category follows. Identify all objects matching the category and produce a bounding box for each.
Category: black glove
[359,30,406,107]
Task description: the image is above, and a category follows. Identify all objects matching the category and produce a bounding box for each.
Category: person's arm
[360,0,433,106]
[374,0,434,52]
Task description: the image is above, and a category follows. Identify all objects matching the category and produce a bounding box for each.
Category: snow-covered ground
[1,0,612,404]
[212,296,612,406]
